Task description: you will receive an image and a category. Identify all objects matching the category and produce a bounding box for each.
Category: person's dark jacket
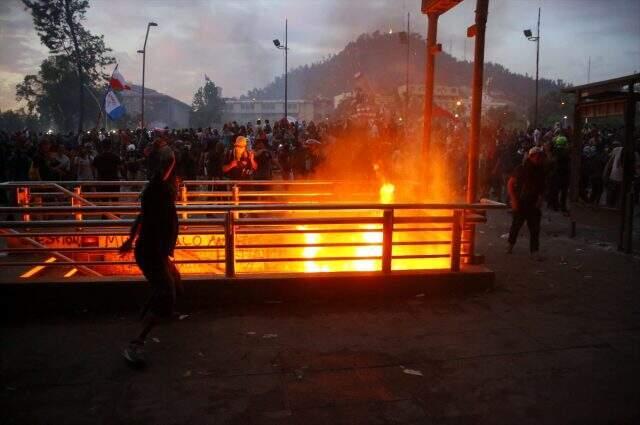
[138,179,178,257]
[511,161,545,209]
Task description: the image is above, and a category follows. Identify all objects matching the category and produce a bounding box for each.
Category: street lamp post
[405,12,410,125]
[273,19,288,121]
[523,8,540,129]
[138,22,158,129]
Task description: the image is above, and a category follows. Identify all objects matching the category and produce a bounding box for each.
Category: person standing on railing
[119,148,180,366]
[507,146,546,257]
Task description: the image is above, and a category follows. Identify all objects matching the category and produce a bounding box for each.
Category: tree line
[3,0,224,134]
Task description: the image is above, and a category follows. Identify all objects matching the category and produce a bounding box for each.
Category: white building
[397,84,511,114]
[333,92,355,109]
[222,98,332,124]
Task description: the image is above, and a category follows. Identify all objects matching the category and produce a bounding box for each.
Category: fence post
[17,187,30,222]
[232,183,240,208]
[180,184,188,220]
[73,186,82,221]
[225,211,236,277]
[451,210,462,272]
[621,189,634,253]
[382,209,394,273]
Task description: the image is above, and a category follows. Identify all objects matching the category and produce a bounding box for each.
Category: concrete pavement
[1,207,639,424]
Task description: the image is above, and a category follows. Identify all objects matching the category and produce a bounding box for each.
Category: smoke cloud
[1,0,638,111]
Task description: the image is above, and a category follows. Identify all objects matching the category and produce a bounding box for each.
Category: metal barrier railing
[0,181,505,279]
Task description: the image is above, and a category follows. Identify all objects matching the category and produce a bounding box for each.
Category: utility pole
[285,18,288,121]
[466,0,489,205]
[138,22,157,129]
[534,7,540,129]
[523,8,540,129]
[465,0,489,264]
[422,12,440,163]
[420,0,462,169]
[405,12,410,124]
[273,20,289,121]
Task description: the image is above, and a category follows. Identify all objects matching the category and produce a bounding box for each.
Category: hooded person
[120,147,181,365]
[145,130,174,180]
[222,136,257,180]
[252,138,274,181]
[507,146,546,256]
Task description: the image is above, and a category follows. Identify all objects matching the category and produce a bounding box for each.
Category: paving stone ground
[1,206,639,424]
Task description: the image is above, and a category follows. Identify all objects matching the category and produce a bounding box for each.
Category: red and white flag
[110,67,130,91]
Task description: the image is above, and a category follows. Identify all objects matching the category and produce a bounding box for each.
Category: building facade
[397,83,512,115]
[222,98,333,124]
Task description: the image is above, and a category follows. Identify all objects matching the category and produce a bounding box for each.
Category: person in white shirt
[603,141,640,207]
[74,146,95,181]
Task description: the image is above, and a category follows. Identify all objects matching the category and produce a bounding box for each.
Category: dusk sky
[1,0,639,111]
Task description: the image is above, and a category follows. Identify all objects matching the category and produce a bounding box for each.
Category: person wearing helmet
[120,149,181,366]
[507,146,546,256]
[222,136,257,180]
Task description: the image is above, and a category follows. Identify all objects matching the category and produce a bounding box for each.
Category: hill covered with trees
[245,31,566,110]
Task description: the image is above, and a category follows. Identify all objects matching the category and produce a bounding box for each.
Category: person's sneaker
[123,340,145,366]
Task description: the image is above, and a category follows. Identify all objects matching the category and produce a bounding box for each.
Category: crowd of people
[477,122,639,210]
[0,118,332,185]
[0,116,638,210]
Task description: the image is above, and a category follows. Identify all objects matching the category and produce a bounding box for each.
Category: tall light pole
[273,18,288,121]
[405,12,410,125]
[138,21,157,129]
[523,8,540,129]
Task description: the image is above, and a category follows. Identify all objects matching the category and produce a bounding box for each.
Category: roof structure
[562,73,640,118]
[562,73,640,94]
[421,0,463,14]
[564,73,638,252]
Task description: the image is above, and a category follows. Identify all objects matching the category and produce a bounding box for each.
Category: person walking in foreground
[119,144,180,366]
[507,146,546,257]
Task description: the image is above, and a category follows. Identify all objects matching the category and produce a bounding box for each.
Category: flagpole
[107,65,119,134]
[83,83,104,131]
[105,65,119,133]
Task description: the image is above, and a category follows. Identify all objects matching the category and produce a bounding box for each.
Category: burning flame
[88,179,451,275]
[379,183,395,204]
[297,183,396,273]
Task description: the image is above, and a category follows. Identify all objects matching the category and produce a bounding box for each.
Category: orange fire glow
[286,181,452,274]
[379,183,395,204]
[13,140,460,277]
